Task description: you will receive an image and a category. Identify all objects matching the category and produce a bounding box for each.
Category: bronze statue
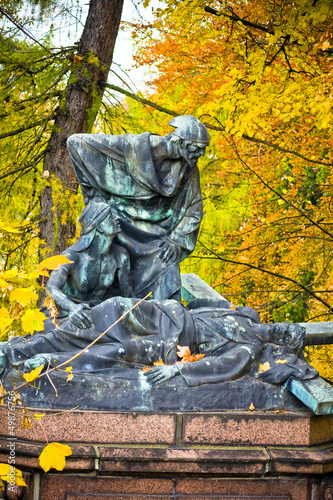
[66,115,209,300]
[0,298,317,388]
[45,199,134,330]
[0,115,324,412]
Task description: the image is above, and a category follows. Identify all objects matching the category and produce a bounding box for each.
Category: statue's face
[96,214,121,237]
[179,141,207,168]
[270,323,304,352]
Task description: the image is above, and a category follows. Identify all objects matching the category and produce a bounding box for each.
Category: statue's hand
[159,240,180,264]
[24,354,50,373]
[144,364,180,385]
[69,304,93,329]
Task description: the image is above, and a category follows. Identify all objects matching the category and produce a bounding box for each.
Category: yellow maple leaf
[23,364,44,383]
[258,361,271,374]
[10,288,38,306]
[36,255,73,272]
[65,366,73,382]
[38,443,72,472]
[275,359,289,364]
[26,269,50,279]
[21,309,47,334]
[0,307,12,332]
[249,402,255,411]
[0,278,9,289]
[0,463,27,487]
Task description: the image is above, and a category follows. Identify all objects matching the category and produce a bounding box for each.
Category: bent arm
[168,168,203,261]
[46,251,94,329]
[46,259,76,313]
[115,248,134,298]
[177,344,262,387]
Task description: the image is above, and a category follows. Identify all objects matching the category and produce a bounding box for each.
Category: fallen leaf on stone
[258,361,271,374]
[249,402,255,411]
[142,359,164,372]
[38,442,72,472]
[275,359,288,364]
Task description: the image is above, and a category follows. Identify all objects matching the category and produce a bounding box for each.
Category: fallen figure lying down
[0,297,318,387]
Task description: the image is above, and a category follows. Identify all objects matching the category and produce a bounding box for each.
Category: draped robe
[67,133,203,300]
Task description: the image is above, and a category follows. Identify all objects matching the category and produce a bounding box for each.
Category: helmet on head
[168,115,210,144]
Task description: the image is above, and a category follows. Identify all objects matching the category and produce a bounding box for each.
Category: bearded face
[177,139,207,167]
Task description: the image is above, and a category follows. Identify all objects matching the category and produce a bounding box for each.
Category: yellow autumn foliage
[38,442,72,473]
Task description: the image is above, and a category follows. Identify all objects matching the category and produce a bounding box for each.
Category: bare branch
[228,138,333,240]
[106,84,333,167]
[204,6,274,34]
[0,150,46,181]
[199,240,333,311]
[0,117,54,141]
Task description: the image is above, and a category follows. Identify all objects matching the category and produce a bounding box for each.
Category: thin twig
[105,84,333,168]
[199,240,332,311]
[2,294,151,398]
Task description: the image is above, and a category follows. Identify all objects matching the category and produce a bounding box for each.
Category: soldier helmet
[168,115,210,144]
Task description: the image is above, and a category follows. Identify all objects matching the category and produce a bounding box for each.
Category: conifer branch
[0,151,46,181]
[0,118,54,141]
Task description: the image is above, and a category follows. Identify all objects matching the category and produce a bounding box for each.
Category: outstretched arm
[144,364,180,384]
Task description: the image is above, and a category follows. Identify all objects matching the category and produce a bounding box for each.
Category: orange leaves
[142,346,204,372]
[142,359,165,372]
[258,362,271,374]
[44,296,59,328]
[176,345,205,363]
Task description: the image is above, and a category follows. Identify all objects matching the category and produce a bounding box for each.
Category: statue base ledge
[0,408,333,499]
[4,371,306,412]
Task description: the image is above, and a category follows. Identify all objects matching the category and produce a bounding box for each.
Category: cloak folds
[2,298,318,388]
[66,133,203,300]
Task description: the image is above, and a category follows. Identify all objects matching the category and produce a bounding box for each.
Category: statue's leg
[0,349,7,375]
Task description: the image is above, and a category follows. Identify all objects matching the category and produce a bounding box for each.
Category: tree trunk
[39,0,124,255]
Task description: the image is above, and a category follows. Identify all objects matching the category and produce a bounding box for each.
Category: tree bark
[39,0,124,255]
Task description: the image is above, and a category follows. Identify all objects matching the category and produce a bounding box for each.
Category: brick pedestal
[1,408,333,499]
